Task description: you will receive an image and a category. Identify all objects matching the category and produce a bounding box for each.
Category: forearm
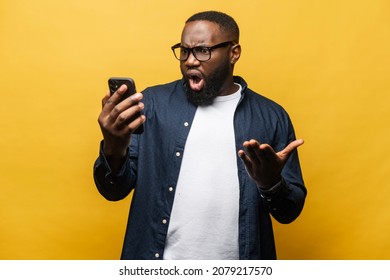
[259,177,306,224]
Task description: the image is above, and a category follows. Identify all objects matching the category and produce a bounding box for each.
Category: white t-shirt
[163,85,242,260]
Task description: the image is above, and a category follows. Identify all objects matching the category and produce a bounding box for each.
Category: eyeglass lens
[173,46,211,62]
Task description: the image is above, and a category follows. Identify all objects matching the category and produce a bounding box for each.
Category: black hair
[186,11,240,42]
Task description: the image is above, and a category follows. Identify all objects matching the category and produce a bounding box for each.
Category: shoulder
[237,80,296,149]
[246,88,287,114]
[140,79,190,115]
[235,76,286,114]
[138,80,183,112]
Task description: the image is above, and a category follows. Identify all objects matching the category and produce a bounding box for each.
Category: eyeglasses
[171,41,235,62]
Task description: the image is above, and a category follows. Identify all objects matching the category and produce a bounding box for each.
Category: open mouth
[186,70,205,92]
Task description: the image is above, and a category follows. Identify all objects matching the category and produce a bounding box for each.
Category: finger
[243,140,263,165]
[101,90,111,108]
[242,139,261,153]
[102,84,128,113]
[238,150,253,169]
[107,93,143,123]
[259,143,277,161]
[278,139,304,160]
[127,114,146,133]
[114,102,144,128]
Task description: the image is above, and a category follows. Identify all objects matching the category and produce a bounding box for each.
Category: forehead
[181,20,225,46]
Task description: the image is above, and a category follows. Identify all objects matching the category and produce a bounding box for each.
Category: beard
[183,59,231,106]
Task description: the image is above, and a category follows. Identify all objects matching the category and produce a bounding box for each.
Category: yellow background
[1,0,389,259]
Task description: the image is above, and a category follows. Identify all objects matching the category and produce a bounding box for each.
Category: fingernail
[131,93,141,100]
[119,84,127,93]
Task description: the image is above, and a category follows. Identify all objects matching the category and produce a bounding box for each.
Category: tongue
[189,77,205,92]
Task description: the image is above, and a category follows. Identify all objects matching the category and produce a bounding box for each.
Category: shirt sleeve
[259,109,307,224]
[93,140,136,201]
[259,175,306,224]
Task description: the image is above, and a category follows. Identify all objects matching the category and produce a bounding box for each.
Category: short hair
[186,11,240,42]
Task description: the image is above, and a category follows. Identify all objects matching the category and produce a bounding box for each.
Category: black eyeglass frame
[171,41,237,62]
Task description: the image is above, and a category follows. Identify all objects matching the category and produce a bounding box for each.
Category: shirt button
[155,253,160,258]
[168,187,174,192]
[162,219,167,224]
[184,122,189,127]
[176,152,181,157]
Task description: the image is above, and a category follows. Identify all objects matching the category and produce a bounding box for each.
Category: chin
[185,83,219,106]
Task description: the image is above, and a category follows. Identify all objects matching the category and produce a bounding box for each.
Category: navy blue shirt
[93,76,306,260]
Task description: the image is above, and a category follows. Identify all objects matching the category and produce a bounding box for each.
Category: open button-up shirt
[93,76,307,260]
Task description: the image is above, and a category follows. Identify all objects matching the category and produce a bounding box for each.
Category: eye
[180,47,189,55]
[195,47,210,55]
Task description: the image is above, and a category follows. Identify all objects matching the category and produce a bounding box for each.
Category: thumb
[278,139,304,161]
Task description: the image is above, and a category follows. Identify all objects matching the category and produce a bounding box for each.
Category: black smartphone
[108,77,144,134]
[108,77,136,99]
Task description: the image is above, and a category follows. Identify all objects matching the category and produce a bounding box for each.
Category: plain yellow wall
[1,0,389,259]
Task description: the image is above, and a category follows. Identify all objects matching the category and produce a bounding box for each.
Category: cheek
[179,62,186,74]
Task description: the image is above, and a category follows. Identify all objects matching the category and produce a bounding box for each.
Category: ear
[230,44,241,64]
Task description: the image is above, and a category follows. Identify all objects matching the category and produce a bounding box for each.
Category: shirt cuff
[259,178,284,195]
[98,140,128,183]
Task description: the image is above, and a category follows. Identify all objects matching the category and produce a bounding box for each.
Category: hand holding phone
[108,77,144,134]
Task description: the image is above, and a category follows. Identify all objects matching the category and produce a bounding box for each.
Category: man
[94,11,306,260]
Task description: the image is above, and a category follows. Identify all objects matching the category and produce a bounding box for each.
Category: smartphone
[108,77,136,98]
[108,77,144,134]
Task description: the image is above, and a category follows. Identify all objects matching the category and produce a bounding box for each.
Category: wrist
[258,177,284,194]
[257,175,282,190]
[103,141,127,159]
[102,141,128,175]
